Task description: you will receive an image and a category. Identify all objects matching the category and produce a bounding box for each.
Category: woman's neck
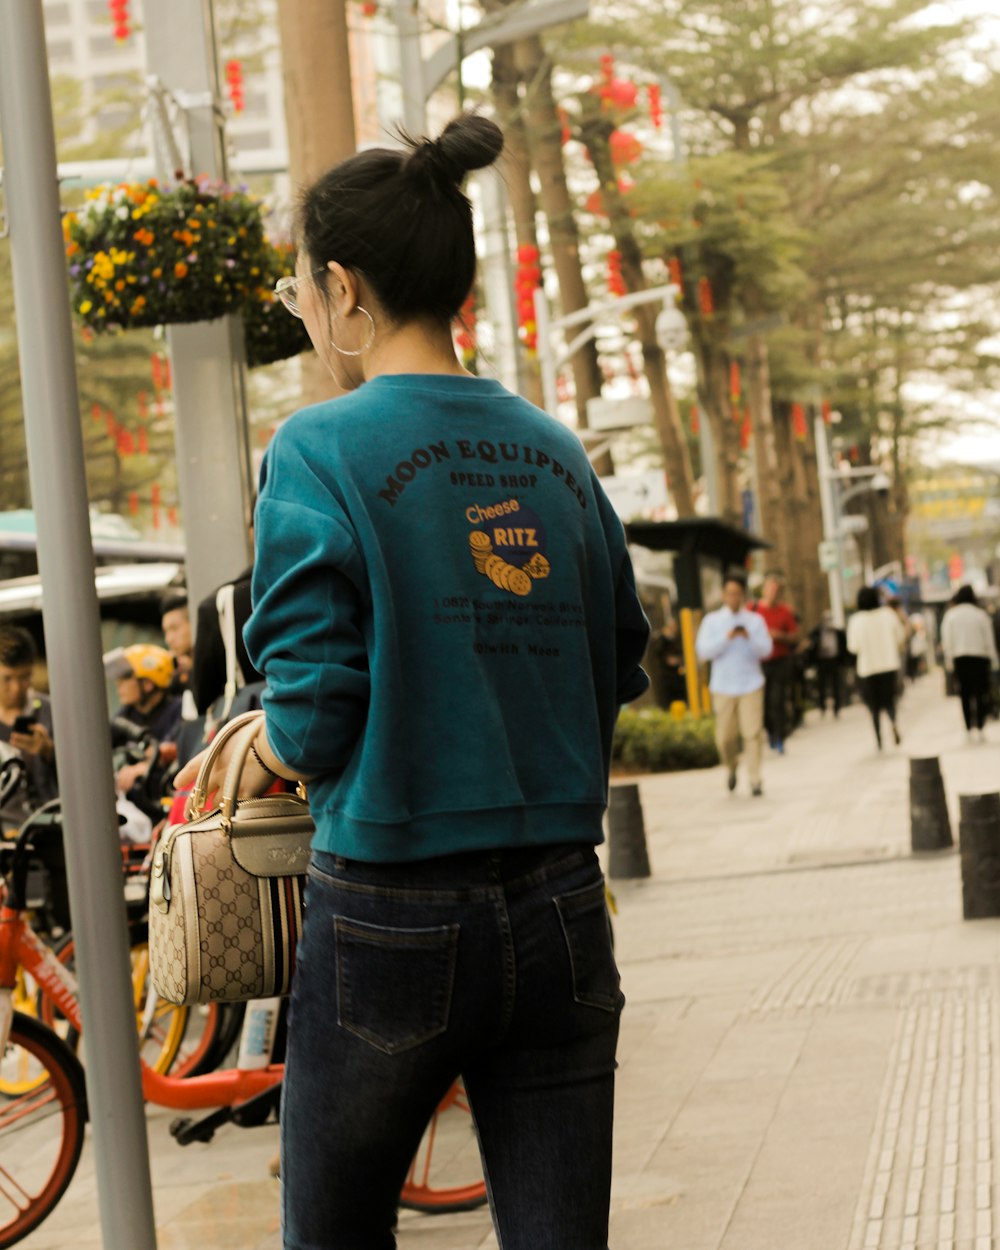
[363,320,471,381]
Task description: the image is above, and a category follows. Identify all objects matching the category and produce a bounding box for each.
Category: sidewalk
[20,672,1000,1249]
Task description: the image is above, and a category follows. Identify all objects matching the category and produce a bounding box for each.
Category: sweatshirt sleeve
[244,437,372,778]
[593,478,649,705]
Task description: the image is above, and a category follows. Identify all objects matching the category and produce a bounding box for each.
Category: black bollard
[959,792,1000,919]
[607,782,652,880]
[909,757,953,852]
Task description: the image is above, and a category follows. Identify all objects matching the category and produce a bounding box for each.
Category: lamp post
[534,283,680,418]
[815,414,891,625]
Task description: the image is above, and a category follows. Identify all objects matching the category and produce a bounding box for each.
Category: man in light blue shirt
[696,573,773,795]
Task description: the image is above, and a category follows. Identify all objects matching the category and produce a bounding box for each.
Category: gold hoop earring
[330,306,376,357]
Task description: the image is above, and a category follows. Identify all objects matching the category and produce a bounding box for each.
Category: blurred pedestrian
[174,113,649,1250]
[846,587,907,750]
[696,573,773,796]
[941,584,999,742]
[160,594,193,697]
[809,611,848,717]
[0,625,57,832]
[751,570,799,753]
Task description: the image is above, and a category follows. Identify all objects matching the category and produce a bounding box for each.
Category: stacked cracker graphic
[469,530,550,597]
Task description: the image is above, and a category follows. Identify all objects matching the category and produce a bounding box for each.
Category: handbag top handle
[185,710,264,820]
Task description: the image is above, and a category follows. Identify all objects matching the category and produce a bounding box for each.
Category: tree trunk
[513,37,605,427]
[744,333,785,561]
[277,0,357,407]
[490,44,545,410]
[693,338,742,522]
[579,101,695,516]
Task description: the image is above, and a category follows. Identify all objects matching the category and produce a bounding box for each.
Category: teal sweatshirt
[245,373,649,862]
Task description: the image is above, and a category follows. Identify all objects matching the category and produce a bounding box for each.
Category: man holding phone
[0,624,57,832]
[696,573,773,796]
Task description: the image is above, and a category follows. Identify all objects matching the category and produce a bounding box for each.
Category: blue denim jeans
[280,842,623,1250]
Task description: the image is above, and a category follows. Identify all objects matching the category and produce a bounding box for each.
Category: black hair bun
[404,113,504,188]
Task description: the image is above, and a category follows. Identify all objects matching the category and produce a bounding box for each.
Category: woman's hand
[174,728,277,817]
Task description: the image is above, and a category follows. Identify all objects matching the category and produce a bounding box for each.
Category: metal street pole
[144,0,253,614]
[814,415,846,627]
[0,6,157,1248]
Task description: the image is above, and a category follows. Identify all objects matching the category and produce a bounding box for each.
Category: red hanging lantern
[698,277,714,317]
[514,244,541,354]
[137,391,149,420]
[107,0,130,42]
[648,83,663,129]
[791,402,807,441]
[608,78,638,110]
[167,506,179,528]
[689,404,700,435]
[609,130,643,166]
[668,255,683,294]
[606,249,626,297]
[138,427,149,456]
[740,411,752,452]
[225,60,245,114]
[558,108,571,147]
[127,491,139,516]
[91,402,103,423]
[360,0,378,13]
[117,429,135,456]
[821,399,832,425]
[150,353,163,392]
[729,361,741,407]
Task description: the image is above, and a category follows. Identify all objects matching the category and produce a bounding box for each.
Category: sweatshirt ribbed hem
[308,800,607,863]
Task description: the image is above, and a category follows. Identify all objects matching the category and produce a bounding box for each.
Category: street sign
[818,540,839,572]
[602,471,670,519]
[586,395,653,431]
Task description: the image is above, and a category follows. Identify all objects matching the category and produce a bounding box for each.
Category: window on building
[89,34,118,56]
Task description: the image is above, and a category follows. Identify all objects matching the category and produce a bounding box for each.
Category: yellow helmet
[105,644,175,689]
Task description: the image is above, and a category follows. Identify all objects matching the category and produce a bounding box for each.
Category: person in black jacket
[189,566,264,715]
[809,611,849,717]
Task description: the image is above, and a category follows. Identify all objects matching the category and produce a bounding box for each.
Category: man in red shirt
[752,571,800,754]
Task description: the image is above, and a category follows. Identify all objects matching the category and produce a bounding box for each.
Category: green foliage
[612,709,720,773]
[64,179,267,331]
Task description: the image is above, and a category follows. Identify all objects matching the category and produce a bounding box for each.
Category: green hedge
[612,709,719,773]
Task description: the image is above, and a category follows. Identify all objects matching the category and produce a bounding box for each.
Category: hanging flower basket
[242,242,313,368]
[63,178,267,331]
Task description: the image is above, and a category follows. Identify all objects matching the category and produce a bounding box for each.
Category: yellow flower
[79,300,93,314]
[115,279,126,292]
[206,219,216,228]
[174,261,189,279]
[152,267,162,279]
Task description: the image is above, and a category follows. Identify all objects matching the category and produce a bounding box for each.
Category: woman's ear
[326,261,357,315]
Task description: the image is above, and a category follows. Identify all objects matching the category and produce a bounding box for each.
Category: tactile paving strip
[847,988,998,1250]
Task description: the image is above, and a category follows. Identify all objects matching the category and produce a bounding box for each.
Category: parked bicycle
[0,775,486,1247]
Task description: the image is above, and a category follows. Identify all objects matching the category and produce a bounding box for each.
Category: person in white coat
[941,585,999,741]
[846,586,907,750]
[696,573,773,796]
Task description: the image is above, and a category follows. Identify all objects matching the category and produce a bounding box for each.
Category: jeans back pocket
[334,916,460,1055]
[554,880,620,1012]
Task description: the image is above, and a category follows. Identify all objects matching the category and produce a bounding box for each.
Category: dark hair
[953,584,978,607]
[723,572,747,590]
[298,114,504,327]
[0,624,37,669]
[856,586,880,612]
[160,594,188,618]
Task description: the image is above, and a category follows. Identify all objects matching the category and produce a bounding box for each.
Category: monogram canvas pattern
[149,823,306,1006]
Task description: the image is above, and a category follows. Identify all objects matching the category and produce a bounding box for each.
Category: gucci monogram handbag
[148,711,313,1006]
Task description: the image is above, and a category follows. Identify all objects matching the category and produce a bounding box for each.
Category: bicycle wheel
[36,928,220,1077]
[0,1012,87,1248]
[399,1080,487,1214]
[0,974,45,1098]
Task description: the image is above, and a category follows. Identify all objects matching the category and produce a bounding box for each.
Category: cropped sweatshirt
[244,373,650,862]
